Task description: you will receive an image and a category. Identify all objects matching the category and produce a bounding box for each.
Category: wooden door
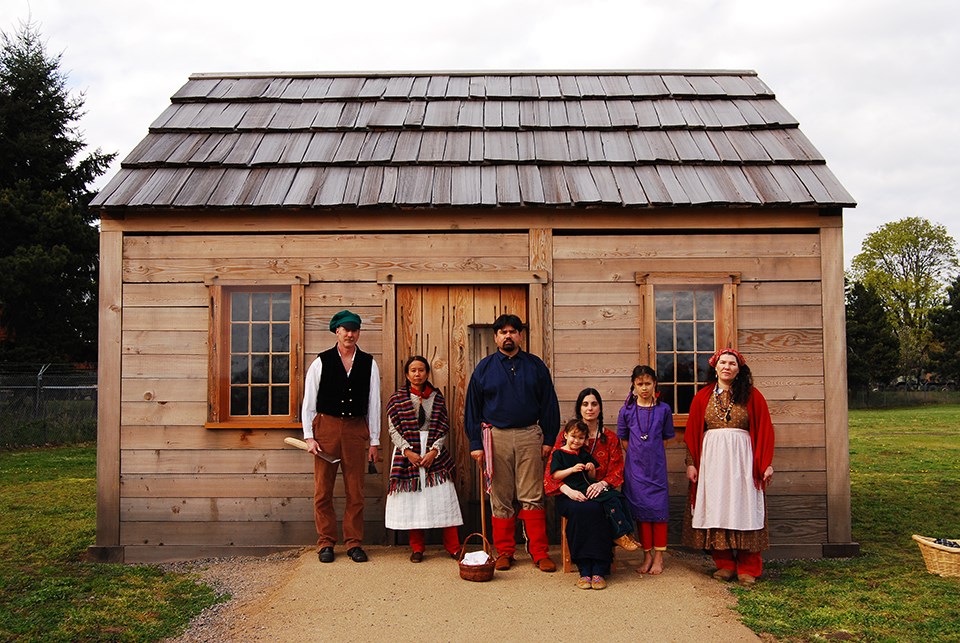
[394,285,527,521]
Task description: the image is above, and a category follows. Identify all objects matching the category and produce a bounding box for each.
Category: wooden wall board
[120,380,209,404]
[554,256,821,283]
[552,305,638,330]
[555,375,822,402]
[120,427,299,449]
[120,497,381,522]
[738,305,823,329]
[123,282,208,306]
[123,256,531,285]
[100,207,838,235]
[97,229,123,547]
[123,232,530,260]
[737,281,822,306]
[820,226,852,543]
[122,355,207,379]
[120,401,208,426]
[122,330,207,355]
[738,329,823,353]
[748,353,823,377]
[553,232,821,259]
[120,473,380,498]
[553,282,638,306]
[119,521,376,546]
[123,308,207,331]
[121,449,316,475]
[303,282,382,306]
[552,352,639,379]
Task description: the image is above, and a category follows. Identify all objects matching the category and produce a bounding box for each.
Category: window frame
[205,275,307,429]
[636,272,740,426]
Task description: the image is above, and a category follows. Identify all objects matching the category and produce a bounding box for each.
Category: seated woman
[544,388,625,590]
[550,419,639,553]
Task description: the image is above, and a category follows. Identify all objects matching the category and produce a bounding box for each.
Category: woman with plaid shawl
[384,356,463,562]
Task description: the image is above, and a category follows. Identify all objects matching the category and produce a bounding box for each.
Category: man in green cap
[301,310,381,563]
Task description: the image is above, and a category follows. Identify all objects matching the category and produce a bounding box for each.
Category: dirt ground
[163,546,762,642]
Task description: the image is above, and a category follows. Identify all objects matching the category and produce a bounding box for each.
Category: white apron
[692,428,765,530]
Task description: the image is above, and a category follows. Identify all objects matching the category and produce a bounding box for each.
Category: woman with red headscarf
[682,348,774,587]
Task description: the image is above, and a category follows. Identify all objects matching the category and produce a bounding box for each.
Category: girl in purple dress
[617,365,675,574]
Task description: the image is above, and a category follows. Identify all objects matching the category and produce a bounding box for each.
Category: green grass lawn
[2,407,959,641]
[0,446,223,642]
[735,406,960,641]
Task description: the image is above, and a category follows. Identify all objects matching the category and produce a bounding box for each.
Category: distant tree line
[847,216,960,391]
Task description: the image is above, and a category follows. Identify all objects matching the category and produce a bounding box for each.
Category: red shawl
[543,427,624,496]
[684,384,775,505]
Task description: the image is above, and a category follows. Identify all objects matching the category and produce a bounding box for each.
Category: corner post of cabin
[819,221,854,553]
[528,228,553,366]
[380,279,397,452]
[91,225,123,561]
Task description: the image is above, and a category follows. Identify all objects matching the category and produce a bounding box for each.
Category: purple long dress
[617,398,675,522]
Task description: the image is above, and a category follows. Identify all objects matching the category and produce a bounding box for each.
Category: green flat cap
[329,309,362,332]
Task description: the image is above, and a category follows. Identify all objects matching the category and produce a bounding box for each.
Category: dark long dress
[545,429,624,575]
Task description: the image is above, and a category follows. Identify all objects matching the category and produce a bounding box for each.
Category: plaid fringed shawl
[386,384,456,495]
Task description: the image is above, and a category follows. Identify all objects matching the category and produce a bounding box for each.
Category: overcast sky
[3,0,958,266]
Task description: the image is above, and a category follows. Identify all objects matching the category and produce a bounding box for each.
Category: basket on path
[458,532,496,582]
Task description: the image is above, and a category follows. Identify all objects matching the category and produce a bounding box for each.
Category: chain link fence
[0,363,97,447]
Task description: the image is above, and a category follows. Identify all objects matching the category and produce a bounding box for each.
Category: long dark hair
[574,387,606,443]
[706,359,753,405]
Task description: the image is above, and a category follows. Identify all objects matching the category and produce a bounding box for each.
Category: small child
[551,419,640,554]
[617,365,675,574]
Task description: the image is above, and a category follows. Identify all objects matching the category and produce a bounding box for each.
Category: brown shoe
[737,574,756,587]
[494,554,514,571]
[535,556,557,572]
[712,568,735,581]
[410,551,423,563]
[576,576,592,589]
[614,534,639,551]
[590,575,607,590]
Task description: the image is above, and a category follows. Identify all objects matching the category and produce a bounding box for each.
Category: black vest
[316,346,373,418]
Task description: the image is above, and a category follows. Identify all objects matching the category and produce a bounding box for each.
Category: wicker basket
[458,532,495,582]
[912,535,960,578]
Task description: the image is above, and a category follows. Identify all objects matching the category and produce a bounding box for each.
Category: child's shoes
[614,534,640,551]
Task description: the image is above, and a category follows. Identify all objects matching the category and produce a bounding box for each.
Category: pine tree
[0,21,114,362]
[846,280,900,390]
[930,276,960,385]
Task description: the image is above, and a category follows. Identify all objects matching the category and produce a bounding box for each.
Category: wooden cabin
[88,70,858,563]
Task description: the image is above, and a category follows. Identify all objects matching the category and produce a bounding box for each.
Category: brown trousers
[312,414,370,548]
[489,425,546,518]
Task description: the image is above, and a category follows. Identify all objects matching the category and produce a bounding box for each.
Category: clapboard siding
[552,232,821,259]
[121,473,380,498]
[120,426,297,449]
[120,497,382,522]
[123,232,529,259]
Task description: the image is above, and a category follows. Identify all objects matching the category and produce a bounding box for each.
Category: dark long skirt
[557,496,614,576]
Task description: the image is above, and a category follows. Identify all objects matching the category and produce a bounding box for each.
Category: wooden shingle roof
[91,70,855,210]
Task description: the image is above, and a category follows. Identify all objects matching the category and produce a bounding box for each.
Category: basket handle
[458,531,493,562]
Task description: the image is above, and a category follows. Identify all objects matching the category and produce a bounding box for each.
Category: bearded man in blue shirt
[464,314,561,572]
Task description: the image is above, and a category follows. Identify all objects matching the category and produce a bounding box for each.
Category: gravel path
[163,546,761,642]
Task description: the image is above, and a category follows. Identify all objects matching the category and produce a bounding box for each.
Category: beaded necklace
[713,386,734,423]
[632,399,655,440]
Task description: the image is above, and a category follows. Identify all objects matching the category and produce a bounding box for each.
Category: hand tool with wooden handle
[284,437,341,463]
